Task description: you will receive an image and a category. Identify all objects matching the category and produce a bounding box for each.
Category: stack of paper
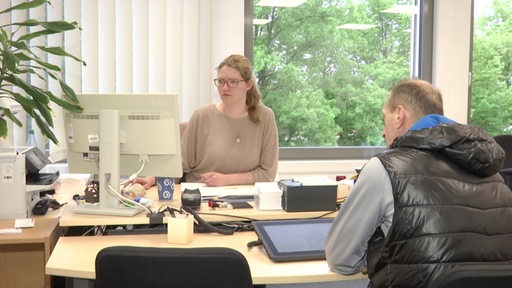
[254,182,283,210]
[180,183,258,199]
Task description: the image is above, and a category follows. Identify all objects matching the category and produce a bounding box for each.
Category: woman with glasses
[180,54,278,187]
[129,54,278,189]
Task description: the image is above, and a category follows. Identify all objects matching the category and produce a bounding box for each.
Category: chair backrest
[429,265,512,288]
[95,246,253,288]
[494,134,512,168]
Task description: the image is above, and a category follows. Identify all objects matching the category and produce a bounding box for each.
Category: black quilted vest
[367,124,512,288]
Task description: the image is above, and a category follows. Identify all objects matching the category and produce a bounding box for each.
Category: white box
[167,215,194,244]
[255,182,283,210]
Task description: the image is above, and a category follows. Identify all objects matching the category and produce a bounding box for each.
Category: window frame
[245,0,434,160]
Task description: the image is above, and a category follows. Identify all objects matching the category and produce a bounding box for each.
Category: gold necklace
[231,117,244,143]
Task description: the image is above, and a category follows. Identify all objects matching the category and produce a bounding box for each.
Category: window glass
[471,0,512,135]
[253,0,420,148]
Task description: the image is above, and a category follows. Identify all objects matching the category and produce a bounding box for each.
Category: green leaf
[7,75,50,104]
[0,0,48,15]
[10,20,79,32]
[15,67,37,75]
[0,117,7,139]
[9,91,36,112]
[11,52,61,72]
[0,30,8,46]
[0,1,82,144]
[46,92,83,113]
[17,29,55,41]
[0,107,23,127]
[37,46,85,64]
[33,98,54,126]
[9,19,41,27]
[41,21,78,32]
[2,48,19,71]
[13,52,32,61]
[59,80,81,104]
[33,113,58,144]
[33,58,61,71]
[12,40,30,51]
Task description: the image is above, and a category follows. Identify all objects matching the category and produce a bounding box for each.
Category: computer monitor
[64,93,182,216]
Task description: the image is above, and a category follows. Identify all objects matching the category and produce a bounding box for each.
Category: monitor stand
[71,109,142,217]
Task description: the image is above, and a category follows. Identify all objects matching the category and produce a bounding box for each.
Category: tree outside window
[471,0,512,135]
[253,0,416,147]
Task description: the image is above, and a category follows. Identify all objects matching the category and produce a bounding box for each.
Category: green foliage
[471,0,512,135]
[0,0,85,144]
[254,0,411,147]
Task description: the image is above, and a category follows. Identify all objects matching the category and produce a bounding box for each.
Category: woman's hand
[200,171,254,187]
[128,176,156,190]
[199,172,228,187]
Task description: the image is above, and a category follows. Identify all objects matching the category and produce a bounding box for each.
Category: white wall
[431,0,472,124]
[278,160,367,181]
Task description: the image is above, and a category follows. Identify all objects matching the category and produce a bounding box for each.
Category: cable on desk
[221,222,255,232]
[157,204,182,214]
[247,239,263,248]
[190,209,337,231]
[192,211,258,222]
[80,225,106,236]
[106,180,153,214]
[310,210,338,219]
[182,206,236,235]
[120,155,149,186]
[95,225,106,235]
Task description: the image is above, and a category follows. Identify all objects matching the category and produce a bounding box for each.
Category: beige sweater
[181,103,279,183]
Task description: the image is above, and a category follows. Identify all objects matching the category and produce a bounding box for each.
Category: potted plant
[0,0,85,144]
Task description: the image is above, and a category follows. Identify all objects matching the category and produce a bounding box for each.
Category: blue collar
[408,114,456,131]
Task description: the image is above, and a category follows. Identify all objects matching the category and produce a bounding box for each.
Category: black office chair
[494,134,512,189]
[429,265,512,288]
[95,246,253,288]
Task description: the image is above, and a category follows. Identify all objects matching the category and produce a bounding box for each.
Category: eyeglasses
[213,78,246,88]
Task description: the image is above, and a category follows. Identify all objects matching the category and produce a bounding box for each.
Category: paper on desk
[180,183,258,198]
[15,218,35,228]
[0,228,22,234]
[290,176,337,185]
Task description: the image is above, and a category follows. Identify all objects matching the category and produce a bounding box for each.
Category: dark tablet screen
[252,218,333,262]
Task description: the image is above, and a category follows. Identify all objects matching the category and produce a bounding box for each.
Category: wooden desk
[47,175,355,285]
[0,217,60,288]
[46,231,365,285]
[0,174,88,288]
[57,175,338,227]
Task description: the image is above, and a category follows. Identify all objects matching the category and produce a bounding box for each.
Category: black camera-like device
[181,188,201,209]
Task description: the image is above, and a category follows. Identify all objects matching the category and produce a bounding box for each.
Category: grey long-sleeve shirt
[325,157,394,275]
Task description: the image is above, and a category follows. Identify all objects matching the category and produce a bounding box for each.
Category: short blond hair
[386,79,444,121]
